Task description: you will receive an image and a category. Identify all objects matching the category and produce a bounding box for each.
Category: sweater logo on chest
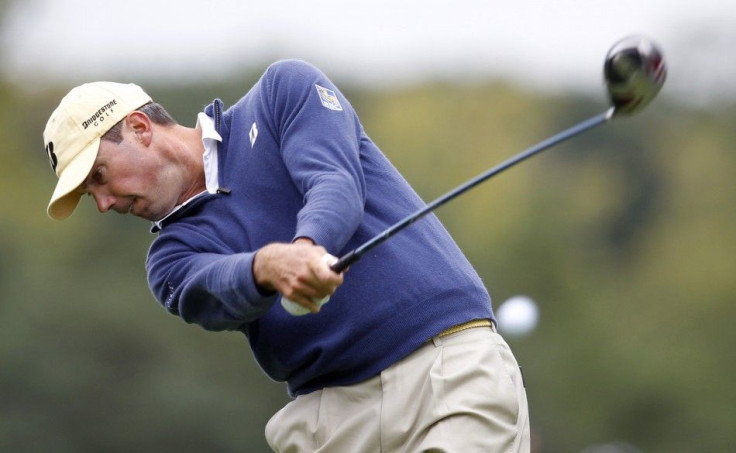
[315,84,343,111]
[249,122,258,147]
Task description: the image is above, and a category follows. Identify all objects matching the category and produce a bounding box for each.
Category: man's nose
[93,193,116,213]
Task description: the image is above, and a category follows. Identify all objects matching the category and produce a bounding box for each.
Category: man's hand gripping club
[253,238,343,315]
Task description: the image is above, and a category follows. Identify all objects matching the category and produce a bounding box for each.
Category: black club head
[604,35,667,116]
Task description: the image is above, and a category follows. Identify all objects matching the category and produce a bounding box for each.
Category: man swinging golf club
[42,35,664,452]
[44,59,530,451]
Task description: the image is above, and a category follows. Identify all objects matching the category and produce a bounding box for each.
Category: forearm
[148,251,275,331]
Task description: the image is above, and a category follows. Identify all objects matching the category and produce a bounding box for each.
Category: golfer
[43,60,530,452]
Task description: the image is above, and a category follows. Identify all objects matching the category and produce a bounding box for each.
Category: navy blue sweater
[146,60,494,396]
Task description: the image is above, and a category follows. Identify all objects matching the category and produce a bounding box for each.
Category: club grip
[330,250,359,273]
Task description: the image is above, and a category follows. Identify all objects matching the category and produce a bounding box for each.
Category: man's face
[79,133,182,222]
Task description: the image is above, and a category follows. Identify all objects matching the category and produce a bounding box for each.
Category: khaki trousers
[265,326,530,452]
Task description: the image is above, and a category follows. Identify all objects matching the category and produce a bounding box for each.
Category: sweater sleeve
[265,60,366,252]
[146,233,275,331]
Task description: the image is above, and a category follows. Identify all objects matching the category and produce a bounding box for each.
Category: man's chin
[144,207,174,223]
[123,204,156,221]
[128,200,176,222]
[121,210,155,221]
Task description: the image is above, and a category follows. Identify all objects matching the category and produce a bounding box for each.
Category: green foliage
[1,73,733,452]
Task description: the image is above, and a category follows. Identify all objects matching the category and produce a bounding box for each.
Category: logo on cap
[45,141,58,172]
[81,99,118,129]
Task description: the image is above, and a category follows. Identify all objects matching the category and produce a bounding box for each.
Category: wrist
[252,246,277,293]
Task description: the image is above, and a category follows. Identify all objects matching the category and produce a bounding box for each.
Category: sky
[2,0,736,106]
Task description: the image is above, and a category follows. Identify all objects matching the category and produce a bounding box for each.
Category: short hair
[101,102,177,144]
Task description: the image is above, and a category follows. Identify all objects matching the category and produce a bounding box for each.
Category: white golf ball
[496,295,539,336]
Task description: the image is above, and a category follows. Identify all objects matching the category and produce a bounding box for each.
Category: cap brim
[47,137,100,220]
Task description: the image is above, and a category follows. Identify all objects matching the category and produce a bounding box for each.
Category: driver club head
[604,35,667,117]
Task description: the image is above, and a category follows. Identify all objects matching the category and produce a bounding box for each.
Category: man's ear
[125,111,153,146]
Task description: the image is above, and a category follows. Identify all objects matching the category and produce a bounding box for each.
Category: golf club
[329,35,666,274]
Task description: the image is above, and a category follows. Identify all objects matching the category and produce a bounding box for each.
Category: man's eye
[92,169,104,184]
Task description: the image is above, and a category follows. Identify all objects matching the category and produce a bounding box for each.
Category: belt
[438,319,495,338]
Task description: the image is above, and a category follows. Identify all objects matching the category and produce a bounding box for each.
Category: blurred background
[1,1,735,451]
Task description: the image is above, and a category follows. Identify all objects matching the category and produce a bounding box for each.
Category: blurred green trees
[1,72,734,452]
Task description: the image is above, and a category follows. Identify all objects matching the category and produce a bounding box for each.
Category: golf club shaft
[330,107,615,273]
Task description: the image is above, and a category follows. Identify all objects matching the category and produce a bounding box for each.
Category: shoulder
[262,60,334,92]
[259,60,349,116]
[265,59,324,78]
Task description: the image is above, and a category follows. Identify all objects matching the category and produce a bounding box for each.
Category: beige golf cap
[44,82,152,220]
